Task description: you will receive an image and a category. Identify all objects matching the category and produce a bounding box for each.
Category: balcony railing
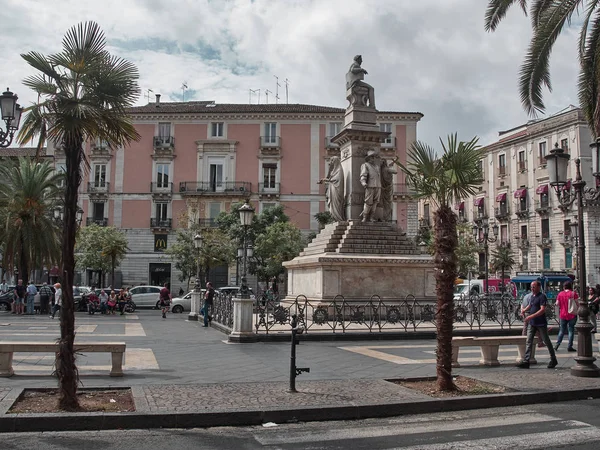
[150,218,172,229]
[179,181,252,195]
[258,182,280,195]
[517,238,529,249]
[260,136,281,148]
[90,141,110,156]
[518,161,527,171]
[494,205,510,220]
[534,200,550,214]
[87,181,110,193]
[515,204,529,218]
[325,136,339,149]
[381,137,396,148]
[151,182,173,193]
[198,218,218,228]
[153,136,175,149]
[560,234,573,247]
[393,184,416,198]
[419,218,431,229]
[538,156,547,167]
[86,218,108,227]
[536,237,552,248]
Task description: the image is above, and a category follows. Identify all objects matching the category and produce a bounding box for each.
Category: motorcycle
[124,299,136,313]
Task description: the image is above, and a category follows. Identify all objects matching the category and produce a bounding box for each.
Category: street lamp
[472,217,499,295]
[189,232,203,321]
[545,142,600,377]
[0,88,23,148]
[238,200,255,299]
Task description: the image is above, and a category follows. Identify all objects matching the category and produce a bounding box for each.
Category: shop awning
[514,188,527,198]
[536,184,548,194]
[454,201,465,211]
[496,193,507,202]
[474,198,484,207]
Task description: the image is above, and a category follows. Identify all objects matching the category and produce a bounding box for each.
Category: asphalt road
[4,400,600,449]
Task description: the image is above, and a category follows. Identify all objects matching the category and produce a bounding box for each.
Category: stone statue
[345,55,376,109]
[379,157,397,222]
[320,156,345,221]
[359,150,382,222]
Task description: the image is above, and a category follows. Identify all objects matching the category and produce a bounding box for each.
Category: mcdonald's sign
[154,234,168,252]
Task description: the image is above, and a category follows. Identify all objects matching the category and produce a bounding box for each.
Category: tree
[253,222,306,283]
[396,134,485,391]
[76,225,128,287]
[17,21,140,410]
[456,222,480,278]
[314,211,334,230]
[490,245,516,293]
[0,158,62,284]
[485,1,600,136]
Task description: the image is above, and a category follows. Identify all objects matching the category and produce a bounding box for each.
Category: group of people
[518,280,600,369]
[86,287,132,315]
[0,279,62,317]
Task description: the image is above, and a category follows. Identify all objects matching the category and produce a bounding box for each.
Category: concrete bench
[452,336,538,368]
[0,342,126,377]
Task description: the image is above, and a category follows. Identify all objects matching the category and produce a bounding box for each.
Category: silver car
[171,290,206,313]
[129,285,163,309]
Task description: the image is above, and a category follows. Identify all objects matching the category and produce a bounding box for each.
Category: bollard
[289,314,310,393]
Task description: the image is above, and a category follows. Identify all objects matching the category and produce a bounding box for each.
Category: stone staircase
[299,220,419,256]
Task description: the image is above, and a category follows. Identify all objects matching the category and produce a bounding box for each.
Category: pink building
[49,99,422,290]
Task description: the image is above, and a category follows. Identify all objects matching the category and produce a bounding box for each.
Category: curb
[1,386,599,433]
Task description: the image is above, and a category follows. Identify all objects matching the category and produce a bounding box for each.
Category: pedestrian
[159,282,171,319]
[99,289,108,314]
[87,288,100,315]
[51,283,62,319]
[118,289,127,315]
[517,280,558,369]
[107,290,117,314]
[521,291,546,348]
[39,282,53,316]
[554,280,578,352]
[26,281,37,315]
[0,279,8,296]
[202,282,215,327]
[13,279,26,315]
[178,287,184,297]
[589,285,600,333]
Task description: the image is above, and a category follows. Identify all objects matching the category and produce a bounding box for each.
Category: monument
[283,56,435,301]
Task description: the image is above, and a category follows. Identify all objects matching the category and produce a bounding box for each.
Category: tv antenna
[145,88,154,103]
[249,88,260,104]
[284,78,290,104]
[181,82,188,102]
[265,89,272,104]
[274,75,281,104]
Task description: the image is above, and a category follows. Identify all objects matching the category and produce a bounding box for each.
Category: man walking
[26,281,37,315]
[159,282,171,319]
[39,282,53,316]
[13,279,26,315]
[517,280,558,369]
[202,282,215,327]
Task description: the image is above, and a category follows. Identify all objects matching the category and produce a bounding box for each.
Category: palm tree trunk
[111,256,116,288]
[434,206,458,391]
[19,236,29,286]
[57,137,82,411]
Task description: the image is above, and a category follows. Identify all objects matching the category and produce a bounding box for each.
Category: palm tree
[396,134,485,391]
[0,158,62,284]
[485,1,600,135]
[490,245,516,293]
[17,21,140,410]
[100,228,129,288]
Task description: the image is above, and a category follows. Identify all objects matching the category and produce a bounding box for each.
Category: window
[423,203,430,222]
[380,123,392,144]
[540,192,549,208]
[565,248,573,268]
[522,254,528,270]
[541,218,550,239]
[543,248,551,269]
[263,163,277,189]
[56,163,66,187]
[561,138,568,151]
[92,202,104,221]
[500,225,509,245]
[518,150,526,171]
[264,122,277,144]
[539,141,547,163]
[94,164,106,187]
[458,208,467,222]
[155,203,168,220]
[479,253,486,273]
[329,122,342,137]
[498,154,506,175]
[209,163,224,191]
[208,202,221,219]
[156,164,169,188]
[520,225,527,240]
[262,202,276,211]
[158,122,171,139]
[563,219,571,235]
[211,122,224,138]
[478,160,484,178]
[519,194,527,212]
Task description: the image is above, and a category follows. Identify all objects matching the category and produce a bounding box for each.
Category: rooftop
[0,147,47,158]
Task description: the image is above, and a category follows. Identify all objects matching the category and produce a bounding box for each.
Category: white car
[171,290,205,313]
[218,286,255,300]
[129,285,163,309]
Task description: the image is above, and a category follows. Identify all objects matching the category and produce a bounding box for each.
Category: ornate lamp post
[472,217,499,295]
[545,142,600,377]
[189,232,203,321]
[0,88,23,148]
[238,200,255,299]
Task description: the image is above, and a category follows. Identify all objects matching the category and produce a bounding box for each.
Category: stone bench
[0,342,126,377]
[452,336,538,368]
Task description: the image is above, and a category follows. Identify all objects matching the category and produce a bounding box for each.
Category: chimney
[155,94,161,107]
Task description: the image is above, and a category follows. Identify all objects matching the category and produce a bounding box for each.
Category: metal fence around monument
[252,293,560,334]
[211,292,234,329]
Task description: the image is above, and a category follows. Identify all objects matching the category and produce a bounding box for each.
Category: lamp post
[0,88,23,148]
[189,232,203,321]
[238,200,255,299]
[472,217,499,295]
[545,142,600,377]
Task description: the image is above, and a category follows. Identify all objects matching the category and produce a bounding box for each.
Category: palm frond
[485,0,528,32]
[579,7,600,137]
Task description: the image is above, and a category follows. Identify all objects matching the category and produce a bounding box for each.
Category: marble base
[228,298,257,343]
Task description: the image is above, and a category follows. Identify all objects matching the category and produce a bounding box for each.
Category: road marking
[75,325,97,333]
[125,323,145,336]
[125,315,139,320]
[341,346,415,364]
[27,327,48,330]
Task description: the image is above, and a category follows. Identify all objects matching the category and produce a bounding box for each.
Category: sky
[1,0,581,147]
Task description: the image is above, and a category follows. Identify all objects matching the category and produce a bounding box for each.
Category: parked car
[218,286,255,300]
[129,285,163,309]
[0,291,13,311]
[171,290,206,314]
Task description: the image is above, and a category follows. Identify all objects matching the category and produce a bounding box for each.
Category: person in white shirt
[51,283,62,319]
[0,280,8,295]
[26,281,37,315]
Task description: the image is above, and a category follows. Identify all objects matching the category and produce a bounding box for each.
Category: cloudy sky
[1,0,580,146]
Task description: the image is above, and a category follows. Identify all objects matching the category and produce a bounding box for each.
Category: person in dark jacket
[203,282,215,327]
[39,282,53,316]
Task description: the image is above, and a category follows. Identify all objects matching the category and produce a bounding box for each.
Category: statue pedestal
[228,298,257,343]
[188,290,201,321]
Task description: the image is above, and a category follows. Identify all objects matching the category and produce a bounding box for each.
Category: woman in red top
[554,280,578,352]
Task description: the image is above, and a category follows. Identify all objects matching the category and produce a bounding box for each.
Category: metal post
[240,227,249,299]
[484,237,489,296]
[289,314,298,392]
[571,159,600,377]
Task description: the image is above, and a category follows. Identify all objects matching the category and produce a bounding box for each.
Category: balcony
[150,218,172,229]
[150,182,173,199]
[536,237,552,248]
[87,181,110,194]
[517,238,530,249]
[419,217,431,230]
[458,211,468,223]
[198,218,218,228]
[518,161,527,172]
[325,136,339,149]
[515,205,529,219]
[381,137,396,149]
[90,141,110,157]
[559,234,573,247]
[260,136,281,148]
[393,183,416,200]
[494,205,510,221]
[258,182,280,199]
[534,200,550,215]
[153,136,175,156]
[86,218,108,227]
[179,181,252,196]
[497,166,507,177]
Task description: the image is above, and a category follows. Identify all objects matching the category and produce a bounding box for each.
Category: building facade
[42,99,422,291]
[418,106,600,285]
